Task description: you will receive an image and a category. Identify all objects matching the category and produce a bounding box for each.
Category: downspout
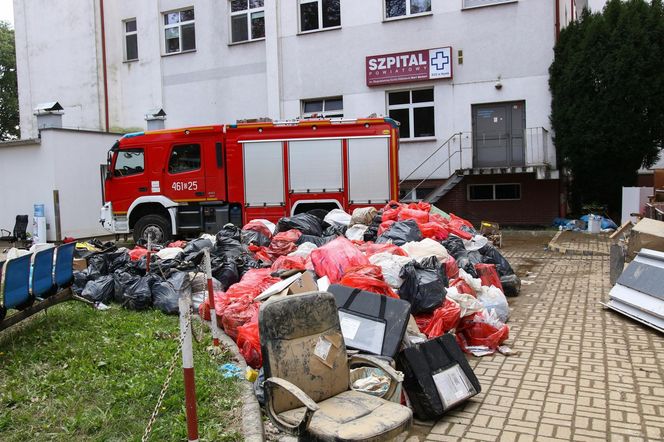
[555,0,561,41]
[100,0,110,132]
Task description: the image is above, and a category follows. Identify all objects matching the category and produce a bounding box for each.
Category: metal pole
[203,249,221,347]
[146,233,152,273]
[53,190,62,243]
[179,295,199,442]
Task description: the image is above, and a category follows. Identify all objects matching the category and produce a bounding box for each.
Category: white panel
[243,141,284,206]
[288,140,343,192]
[348,137,390,203]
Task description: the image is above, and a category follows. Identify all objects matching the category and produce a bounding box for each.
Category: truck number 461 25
[172,181,198,191]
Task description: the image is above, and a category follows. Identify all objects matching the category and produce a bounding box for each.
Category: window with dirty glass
[163,8,196,54]
[387,88,434,139]
[299,0,341,33]
[230,0,265,43]
[468,183,521,201]
[385,0,431,19]
[302,96,344,118]
[168,144,201,174]
[124,19,138,61]
[114,149,144,177]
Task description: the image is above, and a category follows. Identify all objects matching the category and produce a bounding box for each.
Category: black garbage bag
[441,237,478,278]
[213,236,244,258]
[72,270,89,295]
[211,258,240,290]
[500,274,521,297]
[86,254,108,280]
[236,253,263,276]
[296,234,335,247]
[216,224,241,242]
[105,250,130,273]
[113,270,141,303]
[468,250,483,267]
[276,213,323,236]
[240,229,271,247]
[376,219,422,246]
[152,272,189,315]
[479,244,515,276]
[81,274,115,304]
[183,238,213,255]
[363,213,383,242]
[323,224,347,237]
[122,275,156,310]
[150,258,182,278]
[399,256,447,314]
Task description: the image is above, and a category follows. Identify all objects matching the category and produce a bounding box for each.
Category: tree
[549,0,664,214]
[0,21,19,140]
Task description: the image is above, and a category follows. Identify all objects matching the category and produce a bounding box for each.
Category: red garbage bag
[167,240,187,248]
[378,220,396,236]
[460,319,509,349]
[418,222,449,240]
[449,213,474,229]
[450,278,476,296]
[415,312,434,332]
[222,298,260,340]
[243,221,272,239]
[128,247,148,261]
[447,226,473,240]
[444,256,459,280]
[382,202,403,222]
[398,208,429,224]
[310,237,369,283]
[237,320,262,368]
[270,255,306,272]
[358,242,408,257]
[226,269,281,299]
[339,264,399,299]
[474,263,503,291]
[423,298,461,337]
[408,201,431,212]
[198,290,230,321]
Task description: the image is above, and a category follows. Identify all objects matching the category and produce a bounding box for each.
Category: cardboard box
[628,218,664,259]
[73,258,87,271]
[255,271,318,301]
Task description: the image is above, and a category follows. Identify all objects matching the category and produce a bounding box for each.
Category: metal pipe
[99,0,110,132]
[399,132,462,184]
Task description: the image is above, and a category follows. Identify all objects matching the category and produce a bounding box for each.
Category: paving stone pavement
[548,230,611,256]
[410,234,664,442]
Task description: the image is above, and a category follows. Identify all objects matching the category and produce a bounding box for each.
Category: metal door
[473,101,525,167]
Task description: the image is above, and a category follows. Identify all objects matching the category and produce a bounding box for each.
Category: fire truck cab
[100,117,400,242]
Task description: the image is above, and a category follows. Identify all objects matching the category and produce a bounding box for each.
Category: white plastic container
[587,214,601,234]
[33,203,47,244]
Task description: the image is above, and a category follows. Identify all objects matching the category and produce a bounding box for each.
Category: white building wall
[14,0,560,180]
[0,129,119,240]
[13,0,104,138]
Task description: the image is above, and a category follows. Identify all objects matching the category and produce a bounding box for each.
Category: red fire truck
[100,117,400,242]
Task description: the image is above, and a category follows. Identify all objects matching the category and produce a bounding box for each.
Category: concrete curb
[547,230,610,256]
[206,322,265,442]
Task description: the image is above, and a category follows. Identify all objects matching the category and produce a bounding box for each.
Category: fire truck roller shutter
[288,139,343,193]
[347,137,391,204]
[243,141,285,207]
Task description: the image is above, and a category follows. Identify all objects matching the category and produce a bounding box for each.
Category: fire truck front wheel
[133,214,172,244]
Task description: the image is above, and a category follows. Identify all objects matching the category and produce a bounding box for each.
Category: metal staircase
[400,132,472,203]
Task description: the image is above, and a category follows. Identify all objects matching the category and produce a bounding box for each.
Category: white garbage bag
[446,286,485,318]
[324,209,352,227]
[288,242,318,258]
[350,207,377,227]
[401,238,450,262]
[477,285,510,322]
[369,252,412,289]
[345,224,369,241]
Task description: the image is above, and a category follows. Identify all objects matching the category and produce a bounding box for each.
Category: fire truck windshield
[112,148,145,177]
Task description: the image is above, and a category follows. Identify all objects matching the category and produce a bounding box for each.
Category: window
[468,184,521,201]
[124,19,138,61]
[400,187,434,202]
[163,8,195,54]
[168,144,201,174]
[302,97,343,118]
[230,0,265,43]
[387,88,434,139]
[462,0,517,9]
[299,0,341,33]
[385,0,431,19]
[114,149,144,177]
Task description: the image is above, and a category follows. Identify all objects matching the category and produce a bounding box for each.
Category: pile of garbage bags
[72,200,520,366]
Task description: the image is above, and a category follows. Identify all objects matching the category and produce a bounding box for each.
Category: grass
[0,302,243,441]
